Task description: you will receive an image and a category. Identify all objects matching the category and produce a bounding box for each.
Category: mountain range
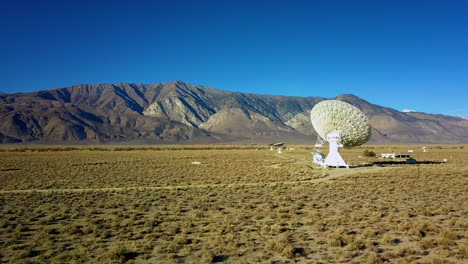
[1,81,467,144]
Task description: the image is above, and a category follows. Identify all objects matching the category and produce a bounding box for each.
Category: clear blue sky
[2,0,467,116]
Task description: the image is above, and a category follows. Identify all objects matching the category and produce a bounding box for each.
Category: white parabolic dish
[310,100,372,147]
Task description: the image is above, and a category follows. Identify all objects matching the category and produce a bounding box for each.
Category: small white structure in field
[381,153,396,159]
[408,150,414,153]
[312,150,326,167]
[422,146,427,152]
[310,100,372,168]
[271,142,285,154]
[443,159,448,162]
[191,161,201,165]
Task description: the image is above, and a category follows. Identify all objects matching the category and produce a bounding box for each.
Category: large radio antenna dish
[310,100,372,168]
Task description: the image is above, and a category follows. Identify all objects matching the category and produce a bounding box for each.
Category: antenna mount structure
[324,131,348,168]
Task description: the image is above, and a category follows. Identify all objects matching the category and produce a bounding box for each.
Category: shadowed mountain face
[1,81,467,144]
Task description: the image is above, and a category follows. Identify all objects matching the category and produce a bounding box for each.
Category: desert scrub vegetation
[0,145,467,263]
[0,148,325,190]
[363,149,377,157]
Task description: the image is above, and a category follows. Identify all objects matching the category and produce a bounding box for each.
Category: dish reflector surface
[310,100,371,147]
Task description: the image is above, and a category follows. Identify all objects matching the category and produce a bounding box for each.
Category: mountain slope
[1,81,467,144]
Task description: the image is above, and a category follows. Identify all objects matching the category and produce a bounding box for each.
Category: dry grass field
[0,145,467,263]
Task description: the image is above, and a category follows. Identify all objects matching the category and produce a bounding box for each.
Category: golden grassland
[0,145,467,263]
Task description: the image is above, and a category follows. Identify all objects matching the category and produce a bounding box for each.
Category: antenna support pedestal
[324,131,349,168]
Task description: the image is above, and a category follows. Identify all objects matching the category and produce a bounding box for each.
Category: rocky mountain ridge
[1,81,467,144]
